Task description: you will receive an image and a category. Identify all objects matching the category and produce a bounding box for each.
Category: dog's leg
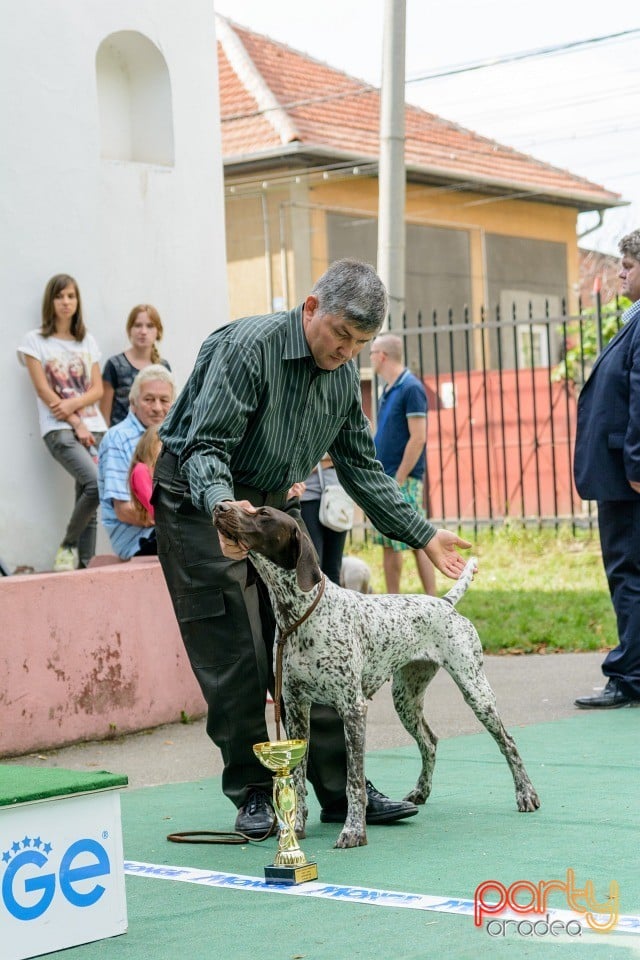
[282,685,311,838]
[335,696,368,849]
[392,661,440,805]
[443,634,540,812]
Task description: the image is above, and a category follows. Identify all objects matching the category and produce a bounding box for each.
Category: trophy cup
[253,738,318,885]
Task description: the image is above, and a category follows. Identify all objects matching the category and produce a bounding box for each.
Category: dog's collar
[276,574,326,643]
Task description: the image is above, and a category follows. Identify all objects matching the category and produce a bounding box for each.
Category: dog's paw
[334,827,368,848]
[295,826,307,840]
[516,786,541,812]
[404,788,428,806]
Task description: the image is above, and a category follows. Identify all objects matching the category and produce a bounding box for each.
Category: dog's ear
[294,525,322,593]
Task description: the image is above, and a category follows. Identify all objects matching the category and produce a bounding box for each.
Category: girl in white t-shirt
[18,274,108,571]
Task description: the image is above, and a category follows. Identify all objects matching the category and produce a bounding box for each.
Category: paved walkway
[4,652,609,787]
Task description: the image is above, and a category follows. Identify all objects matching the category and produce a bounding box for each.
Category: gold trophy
[253,738,318,884]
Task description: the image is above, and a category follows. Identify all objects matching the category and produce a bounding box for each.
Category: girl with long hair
[128,425,162,525]
[18,273,107,571]
[100,304,171,426]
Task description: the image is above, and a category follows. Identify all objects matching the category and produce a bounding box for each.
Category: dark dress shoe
[575,679,638,709]
[320,780,419,824]
[234,788,275,838]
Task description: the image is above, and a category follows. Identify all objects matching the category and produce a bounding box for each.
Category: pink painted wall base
[1,558,206,756]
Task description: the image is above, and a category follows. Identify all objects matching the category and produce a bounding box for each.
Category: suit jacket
[574,308,640,501]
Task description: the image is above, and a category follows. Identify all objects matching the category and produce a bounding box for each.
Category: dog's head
[212,502,322,592]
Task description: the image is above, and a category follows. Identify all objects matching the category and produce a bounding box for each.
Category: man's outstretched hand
[423,529,473,579]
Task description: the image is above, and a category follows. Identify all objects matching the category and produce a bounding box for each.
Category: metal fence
[362,297,627,536]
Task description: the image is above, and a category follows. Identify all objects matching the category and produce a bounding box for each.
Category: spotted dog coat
[213,503,540,848]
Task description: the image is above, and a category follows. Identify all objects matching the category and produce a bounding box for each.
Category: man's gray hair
[619,230,640,262]
[311,258,388,332]
[129,364,176,404]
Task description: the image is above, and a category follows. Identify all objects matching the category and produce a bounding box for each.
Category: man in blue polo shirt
[371,333,436,595]
[98,365,175,559]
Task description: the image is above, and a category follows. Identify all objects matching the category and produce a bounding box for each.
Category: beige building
[216,14,623,369]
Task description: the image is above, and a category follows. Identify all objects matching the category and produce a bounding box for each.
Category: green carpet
[35,713,640,959]
[0,766,128,805]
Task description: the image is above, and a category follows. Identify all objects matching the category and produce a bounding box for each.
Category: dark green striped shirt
[159,306,435,548]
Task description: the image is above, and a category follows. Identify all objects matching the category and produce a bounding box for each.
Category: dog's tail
[442,556,478,607]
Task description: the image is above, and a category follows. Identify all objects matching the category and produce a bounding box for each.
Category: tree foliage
[552,297,631,382]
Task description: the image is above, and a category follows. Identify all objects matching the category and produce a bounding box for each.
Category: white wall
[0,0,228,572]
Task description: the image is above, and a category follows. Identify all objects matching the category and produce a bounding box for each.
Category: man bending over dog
[154,259,471,838]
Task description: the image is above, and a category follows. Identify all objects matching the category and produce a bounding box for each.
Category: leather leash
[273,574,326,740]
[167,825,276,845]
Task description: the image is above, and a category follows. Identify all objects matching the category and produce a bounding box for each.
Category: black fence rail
[359,298,626,536]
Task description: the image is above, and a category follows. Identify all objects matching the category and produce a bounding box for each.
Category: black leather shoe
[575,679,639,709]
[320,780,419,824]
[234,789,276,838]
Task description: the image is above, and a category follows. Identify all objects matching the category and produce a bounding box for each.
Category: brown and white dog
[213,503,540,848]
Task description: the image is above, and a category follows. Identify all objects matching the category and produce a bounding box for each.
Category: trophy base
[264,861,318,885]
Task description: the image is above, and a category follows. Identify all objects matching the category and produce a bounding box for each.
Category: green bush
[552,297,631,383]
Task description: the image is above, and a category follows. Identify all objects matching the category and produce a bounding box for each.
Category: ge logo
[1,836,111,921]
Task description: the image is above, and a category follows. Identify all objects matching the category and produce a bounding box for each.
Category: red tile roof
[579,247,621,304]
[216,16,622,212]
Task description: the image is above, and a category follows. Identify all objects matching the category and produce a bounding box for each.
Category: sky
[213,0,640,256]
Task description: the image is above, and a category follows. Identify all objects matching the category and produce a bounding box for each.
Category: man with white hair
[98,364,175,559]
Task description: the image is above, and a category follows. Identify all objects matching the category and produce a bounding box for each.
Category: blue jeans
[43,429,104,568]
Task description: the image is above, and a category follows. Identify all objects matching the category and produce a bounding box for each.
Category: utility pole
[377,0,407,328]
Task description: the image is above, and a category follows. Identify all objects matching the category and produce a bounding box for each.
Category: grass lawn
[344,525,616,655]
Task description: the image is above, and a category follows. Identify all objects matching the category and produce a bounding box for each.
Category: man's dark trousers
[153,449,349,809]
[598,499,640,698]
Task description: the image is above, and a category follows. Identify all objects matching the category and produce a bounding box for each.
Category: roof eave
[222,143,624,213]
[222,142,367,172]
[402,163,626,213]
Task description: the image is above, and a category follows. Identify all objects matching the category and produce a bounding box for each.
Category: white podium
[1,766,128,960]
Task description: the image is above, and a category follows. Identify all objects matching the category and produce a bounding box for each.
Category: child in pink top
[128,426,162,523]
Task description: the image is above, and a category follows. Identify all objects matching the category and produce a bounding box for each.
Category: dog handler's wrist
[205,486,235,518]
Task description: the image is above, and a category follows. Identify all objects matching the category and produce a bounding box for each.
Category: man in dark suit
[574,229,640,708]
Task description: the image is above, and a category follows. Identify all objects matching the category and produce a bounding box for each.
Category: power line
[405,28,640,85]
[515,122,640,150]
[221,28,640,123]
[423,81,640,130]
